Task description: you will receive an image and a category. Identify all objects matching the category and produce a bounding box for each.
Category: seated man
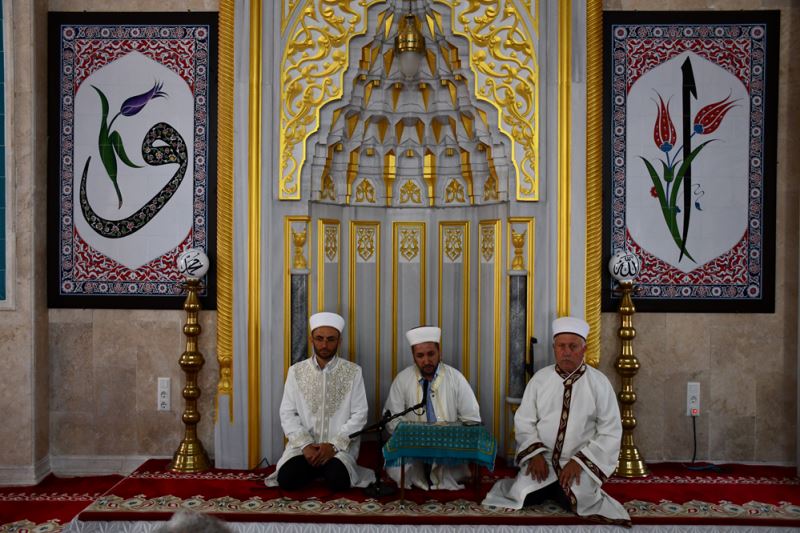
[383,325,481,490]
[482,317,630,526]
[265,312,374,491]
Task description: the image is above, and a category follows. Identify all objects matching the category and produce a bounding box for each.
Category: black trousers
[523,481,573,511]
[277,454,351,491]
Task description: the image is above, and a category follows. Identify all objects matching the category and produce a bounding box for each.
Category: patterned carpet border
[78,494,800,526]
[606,476,800,485]
[0,492,100,503]
[0,519,63,532]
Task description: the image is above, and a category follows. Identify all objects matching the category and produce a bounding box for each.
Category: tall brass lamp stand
[169,255,211,473]
[609,251,649,478]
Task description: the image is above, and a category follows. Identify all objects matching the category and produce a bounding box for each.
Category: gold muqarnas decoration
[279,0,539,201]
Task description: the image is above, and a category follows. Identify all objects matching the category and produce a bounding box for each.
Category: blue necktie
[421,379,436,422]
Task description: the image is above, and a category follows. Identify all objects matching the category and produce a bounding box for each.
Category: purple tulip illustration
[90,82,168,208]
[119,81,168,117]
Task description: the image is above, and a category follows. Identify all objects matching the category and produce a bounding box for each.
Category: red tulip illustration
[693,94,739,135]
[653,93,676,153]
[639,59,738,263]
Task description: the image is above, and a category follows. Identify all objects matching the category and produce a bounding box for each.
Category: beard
[315,349,336,360]
[420,363,437,378]
[314,345,338,361]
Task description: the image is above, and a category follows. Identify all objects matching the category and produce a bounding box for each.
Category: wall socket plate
[686,381,700,416]
[157,377,171,411]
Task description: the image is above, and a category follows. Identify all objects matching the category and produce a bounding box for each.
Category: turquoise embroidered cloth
[383,421,497,470]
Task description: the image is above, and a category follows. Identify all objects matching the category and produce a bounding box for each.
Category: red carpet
[72,459,800,528]
[3,460,799,531]
[0,473,122,532]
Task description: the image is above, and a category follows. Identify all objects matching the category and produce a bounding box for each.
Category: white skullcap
[309,312,345,333]
[552,316,590,340]
[405,326,441,347]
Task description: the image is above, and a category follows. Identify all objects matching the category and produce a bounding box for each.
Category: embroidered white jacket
[265,356,374,488]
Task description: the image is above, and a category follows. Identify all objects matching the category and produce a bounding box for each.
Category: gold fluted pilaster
[246,0,263,470]
[216,0,235,419]
[169,278,212,473]
[614,281,649,478]
[557,0,572,317]
[585,0,603,367]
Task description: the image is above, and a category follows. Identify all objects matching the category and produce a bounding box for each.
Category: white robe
[265,356,375,488]
[383,363,481,490]
[482,364,630,524]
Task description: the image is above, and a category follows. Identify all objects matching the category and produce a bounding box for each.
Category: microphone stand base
[364,481,397,498]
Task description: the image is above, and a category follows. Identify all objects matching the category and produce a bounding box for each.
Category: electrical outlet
[157,377,171,411]
[686,381,700,416]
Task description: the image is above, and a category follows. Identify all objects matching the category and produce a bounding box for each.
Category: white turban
[309,312,345,333]
[552,316,590,340]
[405,326,441,347]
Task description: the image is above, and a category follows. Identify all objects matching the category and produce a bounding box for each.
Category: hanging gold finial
[395,12,425,55]
[511,229,526,270]
[395,3,426,79]
[292,228,308,269]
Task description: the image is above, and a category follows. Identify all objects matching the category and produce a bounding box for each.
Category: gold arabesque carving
[279,0,381,199]
[399,180,422,205]
[399,228,420,261]
[444,227,463,262]
[324,225,338,262]
[480,224,495,262]
[444,0,540,201]
[320,174,336,200]
[445,179,466,204]
[355,179,377,203]
[356,226,376,262]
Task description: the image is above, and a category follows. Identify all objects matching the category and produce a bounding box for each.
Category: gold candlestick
[169,277,211,473]
[614,280,648,477]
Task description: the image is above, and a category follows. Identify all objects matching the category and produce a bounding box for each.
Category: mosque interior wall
[0,0,796,478]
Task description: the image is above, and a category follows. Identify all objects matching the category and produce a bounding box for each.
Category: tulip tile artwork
[601,11,778,313]
[47,12,217,309]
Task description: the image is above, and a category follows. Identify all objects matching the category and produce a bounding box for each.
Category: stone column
[290,271,310,365]
[290,227,310,365]
[505,229,528,459]
[507,272,528,399]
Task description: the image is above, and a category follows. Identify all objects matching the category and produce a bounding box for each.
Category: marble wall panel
[50,411,97,456]
[0,0,47,470]
[50,322,95,413]
[709,415,757,462]
[755,370,796,461]
[0,324,33,464]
